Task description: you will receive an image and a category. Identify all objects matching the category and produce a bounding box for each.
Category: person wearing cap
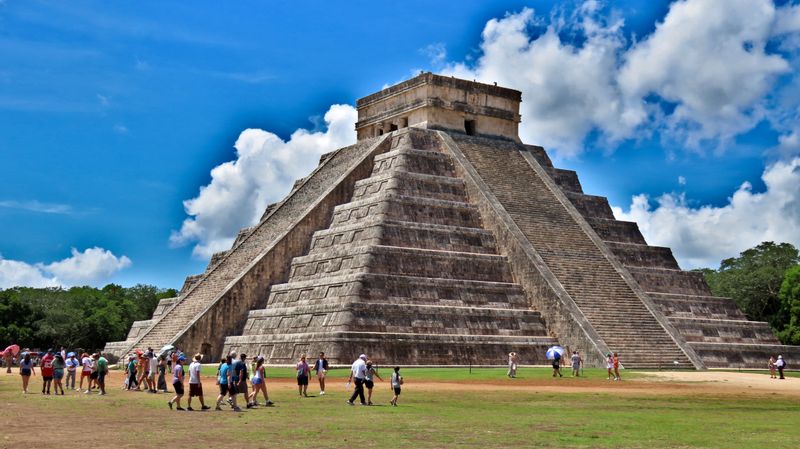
[65,352,78,390]
[776,355,787,379]
[40,349,55,395]
[346,354,368,406]
[248,356,273,407]
[314,352,329,396]
[187,354,210,411]
[95,352,108,395]
[168,355,186,410]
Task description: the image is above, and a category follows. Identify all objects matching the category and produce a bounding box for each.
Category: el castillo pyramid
[106,73,800,368]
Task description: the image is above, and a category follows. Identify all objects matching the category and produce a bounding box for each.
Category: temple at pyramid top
[355,72,522,142]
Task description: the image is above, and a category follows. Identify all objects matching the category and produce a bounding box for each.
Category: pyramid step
[309,219,497,255]
[287,245,513,283]
[605,242,680,269]
[689,342,800,368]
[586,218,646,244]
[372,148,455,177]
[223,331,559,365]
[648,292,747,320]
[627,267,713,296]
[240,302,550,338]
[265,273,530,309]
[564,192,615,220]
[669,317,780,344]
[352,170,467,202]
[547,168,583,193]
[330,193,480,228]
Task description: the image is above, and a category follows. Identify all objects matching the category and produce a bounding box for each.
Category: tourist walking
[314,352,328,395]
[147,350,158,393]
[233,353,250,407]
[507,352,518,378]
[364,360,383,405]
[346,354,368,406]
[168,355,186,410]
[40,349,54,395]
[157,354,168,392]
[65,353,78,390]
[3,347,14,374]
[613,353,621,381]
[215,354,240,411]
[606,353,614,380]
[187,354,210,411]
[136,352,148,390]
[776,355,786,379]
[571,351,582,377]
[390,366,403,407]
[248,356,274,407]
[769,356,777,379]
[95,352,108,395]
[52,353,66,395]
[19,352,35,394]
[296,354,310,397]
[126,355,138,390]
[80,353,93,392]
[552,350,563,377]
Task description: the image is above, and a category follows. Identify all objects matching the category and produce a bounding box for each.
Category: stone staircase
[449,134,696,369]
[224,129,558,365]
[521,136,800,368]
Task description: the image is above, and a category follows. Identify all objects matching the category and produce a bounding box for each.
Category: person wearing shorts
[364,360,383,406]
[40,350,54,395]
[19,353,35,394]
[187,354,209,411]
[233,354,251,408]
[552,351,563,378]
[613,353,620,381]
[390,367,402,407]
[314,352,329,396]
[80,353,93,392]
[52,354,66,395]
[248,356,274,407]
[295,354,310,397]
[168,355,186,410]
[215,354,240,411]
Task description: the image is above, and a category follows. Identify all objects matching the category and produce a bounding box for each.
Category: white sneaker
[320,391,325,396]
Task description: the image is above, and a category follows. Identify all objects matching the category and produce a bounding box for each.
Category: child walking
[390,367,403,407]
[296,355,310,397]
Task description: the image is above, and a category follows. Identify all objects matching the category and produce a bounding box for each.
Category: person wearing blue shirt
[215,354,240,412]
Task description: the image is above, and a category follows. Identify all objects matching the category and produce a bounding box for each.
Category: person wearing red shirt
[40,349,55,395]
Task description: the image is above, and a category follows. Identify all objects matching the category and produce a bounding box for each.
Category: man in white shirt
[346,354,368,406]
[147,350,159,393]
[187,354,210,411]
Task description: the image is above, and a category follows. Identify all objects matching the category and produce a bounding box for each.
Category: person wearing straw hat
[187,353,209,411]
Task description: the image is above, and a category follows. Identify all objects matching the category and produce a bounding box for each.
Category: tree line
[697,241,800,345]
[0,284,177,352]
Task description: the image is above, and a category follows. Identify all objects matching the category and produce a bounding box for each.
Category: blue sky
[1,0,799,289]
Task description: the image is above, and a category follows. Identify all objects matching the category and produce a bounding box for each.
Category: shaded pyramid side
[532,150,800,368]
[223,128,558,365]
[104,135,390,361]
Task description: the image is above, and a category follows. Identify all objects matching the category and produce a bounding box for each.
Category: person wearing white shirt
[79,354,93,392]
[346,354,368,406]
[148,351,159,393]
[187,354,210,411]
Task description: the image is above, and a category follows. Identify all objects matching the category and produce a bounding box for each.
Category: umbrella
[545,346,565,360]
[3,344,20,356]
[67,352,76,358]
[159,345,175,357]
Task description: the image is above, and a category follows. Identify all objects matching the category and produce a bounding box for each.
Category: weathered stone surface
[110,74,800,368]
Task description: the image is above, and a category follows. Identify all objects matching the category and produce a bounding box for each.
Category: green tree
[703,242,800,328]
[776,265,800,345]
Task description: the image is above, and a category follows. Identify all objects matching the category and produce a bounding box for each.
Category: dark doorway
[390,124,398,132]
[465,120,476,135]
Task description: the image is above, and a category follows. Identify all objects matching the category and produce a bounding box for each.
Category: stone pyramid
[107,73,800,368]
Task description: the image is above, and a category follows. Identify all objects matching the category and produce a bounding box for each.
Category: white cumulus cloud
[170,104,357,259]
[612,157,800,269]
[441,0,796,156]
[0,247,132,289]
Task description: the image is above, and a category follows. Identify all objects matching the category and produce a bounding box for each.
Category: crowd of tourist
[2,347,109,395]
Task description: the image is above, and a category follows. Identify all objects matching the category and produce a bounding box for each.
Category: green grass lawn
[198,365,644,381]
[3,368,797,449]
